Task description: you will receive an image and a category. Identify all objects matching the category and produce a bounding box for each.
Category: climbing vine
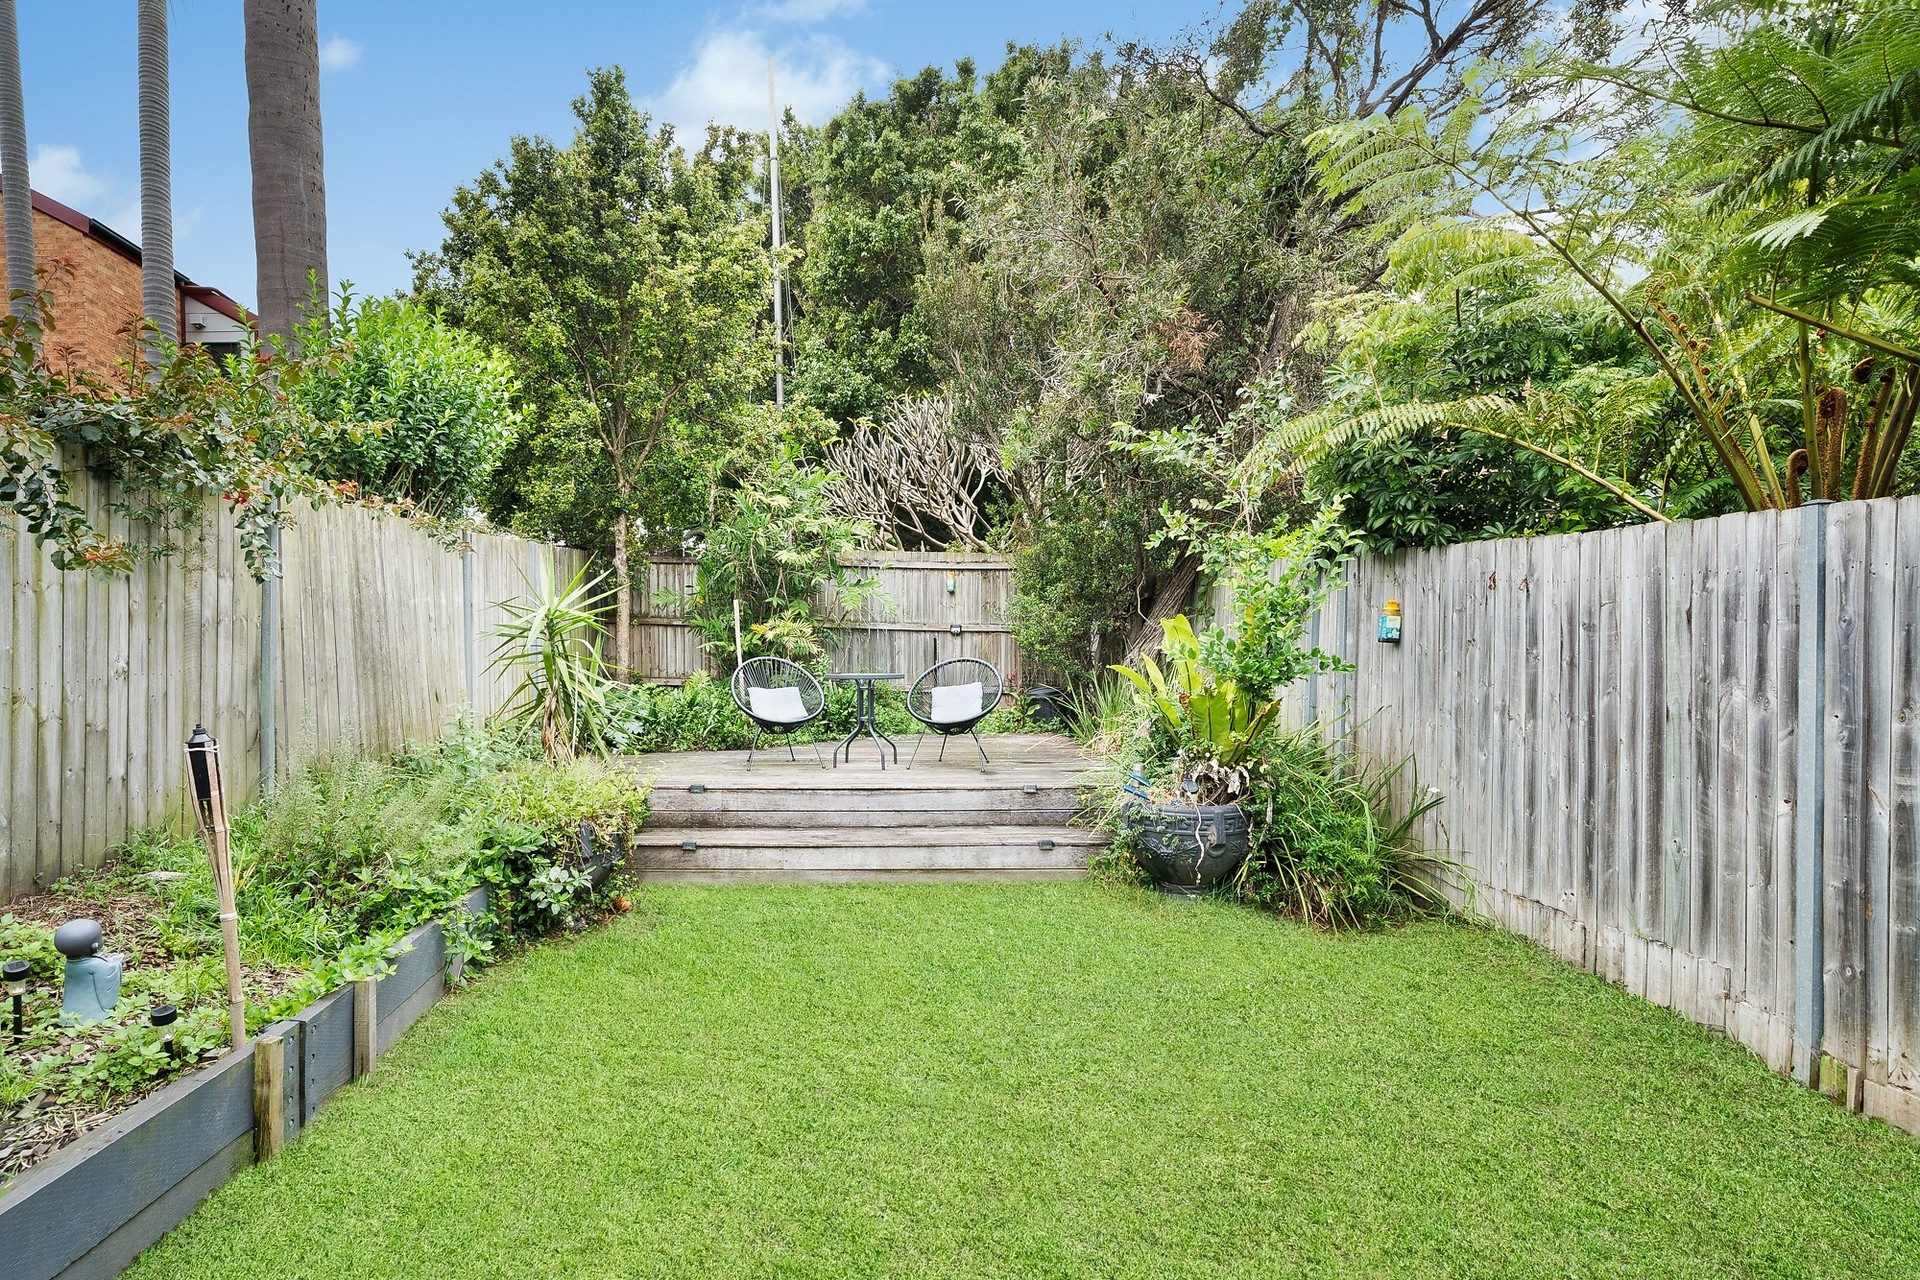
[0,288,347,580]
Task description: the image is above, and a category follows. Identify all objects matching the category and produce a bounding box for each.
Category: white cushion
[747,685,809,724]
[929,681,984,725]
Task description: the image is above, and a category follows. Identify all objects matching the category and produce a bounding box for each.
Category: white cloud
[650,29,885,140]
[23,143,144,235]
[27,144,109,210]
[756,0,867,20]
[319,35,362,73]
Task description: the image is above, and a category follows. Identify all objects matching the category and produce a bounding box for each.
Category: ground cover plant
[127,882,1920,1279]
[0,721,646,1189]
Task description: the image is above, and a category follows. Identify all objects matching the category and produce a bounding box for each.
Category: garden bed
[0,723,649,1198]
[0,900,477,1280]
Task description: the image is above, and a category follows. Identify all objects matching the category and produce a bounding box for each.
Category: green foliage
[788,54,1054,423]
[291,289,520,514]
[606,672,1029,754]
[1113,616,1278,782]
[0,289,344,579]
[487,756,650,847]
[0,914,62,981]
[608,673,750,753]
[1286,10,1920,521]
[1007,486,1167,687]
[1232,728,1446,930]
[1603,0,1920,310]
[0,724,650,1171]
[412,67,772,581]
[685,451,874,668]
[1196,517,1348,698]
[490,566,618,760]
[62,1008,228,1102]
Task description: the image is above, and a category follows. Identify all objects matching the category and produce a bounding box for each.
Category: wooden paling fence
[1226,498,1918,1135]
[0,466,587,900]
[631,551,1022,685]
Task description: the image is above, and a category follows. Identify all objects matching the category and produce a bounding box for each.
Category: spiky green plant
[489,566,616,760]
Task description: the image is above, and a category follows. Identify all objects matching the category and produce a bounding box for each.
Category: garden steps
[628,825,1101,880]
[622,733,1106,881]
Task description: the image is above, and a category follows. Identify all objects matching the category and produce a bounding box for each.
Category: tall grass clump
[1232,727,1449,930]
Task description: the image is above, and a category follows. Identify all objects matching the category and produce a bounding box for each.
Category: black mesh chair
[906,657,1002,766]
[730,657,827,766]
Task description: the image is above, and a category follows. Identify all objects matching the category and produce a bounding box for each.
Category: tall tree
[0,0,33,319]
[411,69,770,675]
[243,0,327,346]
[137,0,175,364]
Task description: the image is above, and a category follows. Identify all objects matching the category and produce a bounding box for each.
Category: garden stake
[187,724,248,1049]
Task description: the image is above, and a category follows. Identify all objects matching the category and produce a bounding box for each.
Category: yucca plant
[489,566,616,760]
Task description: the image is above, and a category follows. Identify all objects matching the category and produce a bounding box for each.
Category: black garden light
[186,725,247,1050]
[3,959,27,1041]
[150,1003,179,1060]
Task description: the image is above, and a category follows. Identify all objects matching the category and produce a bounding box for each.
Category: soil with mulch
[0,879,305,1191]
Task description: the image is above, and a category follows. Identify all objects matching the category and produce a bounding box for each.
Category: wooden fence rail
[1216,498,1918,1135]
[630,551,1022,686]
[0,469,587,900]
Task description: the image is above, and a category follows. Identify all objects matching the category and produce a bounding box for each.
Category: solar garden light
[187,725,248,1050]
[150,1003,179,1060]
[4,959,27,1040]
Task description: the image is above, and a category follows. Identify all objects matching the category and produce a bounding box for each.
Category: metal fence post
[1793,499,1830,1086]
[259,522,280,797]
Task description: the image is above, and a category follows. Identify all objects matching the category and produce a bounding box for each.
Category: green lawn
[130,882,1920,1279]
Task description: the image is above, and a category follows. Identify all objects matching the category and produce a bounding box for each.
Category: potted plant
[1111,616,1276,895]
[1104,519,1346,897]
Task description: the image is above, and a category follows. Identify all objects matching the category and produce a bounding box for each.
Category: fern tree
[1285,6,1920,516]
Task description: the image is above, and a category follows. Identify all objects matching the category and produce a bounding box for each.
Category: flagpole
[768,57,784,410]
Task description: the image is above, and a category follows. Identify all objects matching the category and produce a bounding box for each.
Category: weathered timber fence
[1221,498,1918,1136]
[1,467,588,899]
[631,551,1022,685]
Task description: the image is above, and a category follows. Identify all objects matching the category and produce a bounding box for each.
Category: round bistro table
[825,672,904,769]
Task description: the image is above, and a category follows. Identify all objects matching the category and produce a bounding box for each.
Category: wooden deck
[623,733,1107,882]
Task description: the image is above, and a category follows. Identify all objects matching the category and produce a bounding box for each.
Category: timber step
[628,824,1102,881]
[624,734,1108,882]
[648,782,1091,829]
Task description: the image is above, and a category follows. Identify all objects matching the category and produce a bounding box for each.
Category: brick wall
[23,209,149,383]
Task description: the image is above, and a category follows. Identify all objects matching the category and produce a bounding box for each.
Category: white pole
[768,58,784,410]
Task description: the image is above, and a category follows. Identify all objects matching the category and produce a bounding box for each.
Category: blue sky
[16,0,1201,307]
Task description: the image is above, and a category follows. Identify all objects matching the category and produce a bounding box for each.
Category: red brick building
[0,180,248,382]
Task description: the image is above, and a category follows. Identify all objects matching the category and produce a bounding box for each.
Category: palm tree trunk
[0,0,35,320]
[137,0,175,366]
[243,0,327,349]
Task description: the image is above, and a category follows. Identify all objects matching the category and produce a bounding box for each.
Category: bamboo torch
[187,725,248,1049]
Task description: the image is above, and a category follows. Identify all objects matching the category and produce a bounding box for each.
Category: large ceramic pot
[1125,800,1252,897]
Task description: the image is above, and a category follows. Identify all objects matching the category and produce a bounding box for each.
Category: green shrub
[293,290,520,514]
